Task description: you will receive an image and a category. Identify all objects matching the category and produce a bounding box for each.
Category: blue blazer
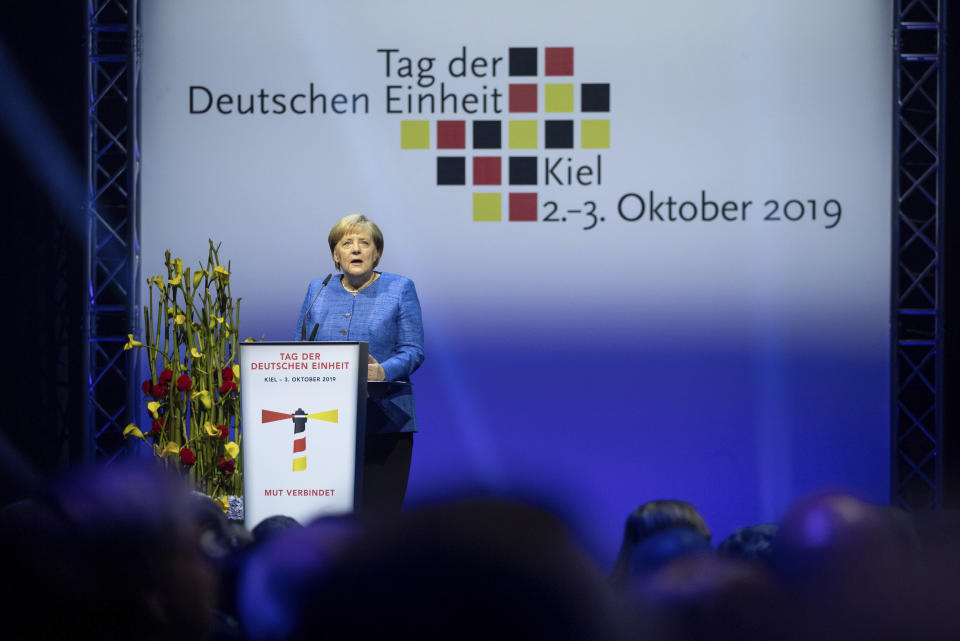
[296,272,424,434]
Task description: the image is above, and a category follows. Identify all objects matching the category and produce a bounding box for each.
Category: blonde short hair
[328,214,384,271]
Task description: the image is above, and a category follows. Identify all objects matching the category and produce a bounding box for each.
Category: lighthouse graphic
[261,408,339,471]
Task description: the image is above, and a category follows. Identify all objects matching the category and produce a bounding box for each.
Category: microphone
[300,273,333,341]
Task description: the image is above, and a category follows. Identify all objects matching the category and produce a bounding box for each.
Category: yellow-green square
[473,193,502,222]
[544,84,574,112]
[581,119,610,149]
[508,121,537,149]
[400,120,430,149]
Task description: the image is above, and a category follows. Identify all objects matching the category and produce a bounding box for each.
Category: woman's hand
[368,354,386,381]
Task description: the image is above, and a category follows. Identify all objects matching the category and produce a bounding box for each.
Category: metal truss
[891,0,947,508]
[85,0,141,462]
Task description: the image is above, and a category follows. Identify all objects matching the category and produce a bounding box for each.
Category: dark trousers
[361,433,413,515]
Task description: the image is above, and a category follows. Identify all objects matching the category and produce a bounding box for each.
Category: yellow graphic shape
[401,120,429,149]
[509,121,537,149]
[544,84,574,112]
[581,120,610,149]
[307,409,339,423]
[473,193,502,222]
[293,456,307,472]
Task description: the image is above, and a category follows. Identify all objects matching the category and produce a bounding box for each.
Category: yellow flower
[190,347,203,359]
[214,496,229,513]
[232,364,240,380]
[192,390,212,409]
[212,265,230,280]
[147,401,161,418]
[122,423,145,440]
[123,334,143,350]
[193,271,204,289]
[148,275,164,290]
[168,258,184,286]
[160,442,180,457]
[243,337,256,343]
[174,314,186,326]
[224,441,240,459]
[204,421,220,437]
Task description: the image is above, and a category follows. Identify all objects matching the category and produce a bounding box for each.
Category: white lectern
[239,341,368,527]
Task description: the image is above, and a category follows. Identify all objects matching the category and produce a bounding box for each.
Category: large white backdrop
[141,0,891,560]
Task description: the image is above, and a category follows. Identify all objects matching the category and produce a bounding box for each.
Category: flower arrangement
[123,241,243,501]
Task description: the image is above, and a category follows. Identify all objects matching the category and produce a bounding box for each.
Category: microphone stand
[300,273,333,341]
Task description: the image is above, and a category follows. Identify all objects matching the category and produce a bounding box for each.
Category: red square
[437,121,465,149]
[473,157,501,185]
[509,193,537,221]
[293,437,306,453]
[509,84,537,112]
[545,47,574,76]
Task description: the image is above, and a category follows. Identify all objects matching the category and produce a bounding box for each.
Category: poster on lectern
[240,342,368,526]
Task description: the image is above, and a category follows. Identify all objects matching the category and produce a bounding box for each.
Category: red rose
[221,367,234,382]
[151,418,166,434]
[217,457,235,477]
[141,379,153,395]
[158,369,174,385]
[179,447,196,466]
[176,373,192,392]
[219,380,238,395]
[217,424,229,439]
[152,384,169,399]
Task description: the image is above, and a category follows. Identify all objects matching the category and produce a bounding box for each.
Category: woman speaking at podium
[296,214,424,514]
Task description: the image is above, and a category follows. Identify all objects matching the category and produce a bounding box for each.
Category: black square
[473,120,502,149]
[544,120,573,148]
[437,157,465,185]
[509,47,537,76]
[509,157,538,185]
[581,83,610,112]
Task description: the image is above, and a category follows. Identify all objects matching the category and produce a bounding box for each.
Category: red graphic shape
[509,193,538,221]
[473,157,501,185]
[437,120,466,149]
[262,409,294,423]
[509,84,537,112]
[293,437,306,453]
[545,47,574,76]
